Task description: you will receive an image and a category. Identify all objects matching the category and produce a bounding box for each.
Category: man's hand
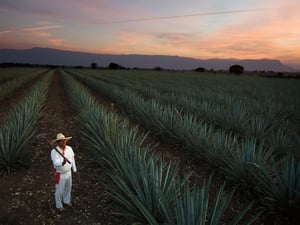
[62,159,67,166]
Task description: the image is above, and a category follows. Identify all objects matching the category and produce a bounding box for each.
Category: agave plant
[0,73,51,175]
[220,138,274,191]
[173,177,259,225]
[0,126,32,175]
[223,101,250,135]
[205,131,238,169]
[268,128,291,156]
[196,101,220,125]
[245,116,274,140]
[108,151,184,225]
[253,152,300,224]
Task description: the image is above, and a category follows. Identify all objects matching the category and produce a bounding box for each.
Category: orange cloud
[161,6,300,63]
[49,39,65,47]
[33,31,52,38]
[98,31,147,54]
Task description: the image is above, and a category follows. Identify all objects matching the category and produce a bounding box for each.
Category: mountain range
[0,47,296,72]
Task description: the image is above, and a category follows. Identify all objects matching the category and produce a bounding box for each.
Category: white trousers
[55,170,72,208]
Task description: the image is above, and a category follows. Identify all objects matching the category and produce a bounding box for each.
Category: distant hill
[0,47,296,72]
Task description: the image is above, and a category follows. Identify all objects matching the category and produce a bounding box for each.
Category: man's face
[58,139,66,148]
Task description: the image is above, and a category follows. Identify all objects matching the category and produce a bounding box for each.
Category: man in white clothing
[50,133,77,211]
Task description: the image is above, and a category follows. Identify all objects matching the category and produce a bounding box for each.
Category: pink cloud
[22,25,63,32]
[0,30,13,35]
[49,39,65,47]
[19,25,64,44]
[0,7,9,12]
[32,31,52,38]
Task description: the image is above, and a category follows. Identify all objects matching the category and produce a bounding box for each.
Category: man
[50,133,77,211]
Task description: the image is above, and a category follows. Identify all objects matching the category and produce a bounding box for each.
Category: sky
[1,0,300,68]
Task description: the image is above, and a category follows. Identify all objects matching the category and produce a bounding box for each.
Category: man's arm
[70,148,77,172]
[51,150,64,167]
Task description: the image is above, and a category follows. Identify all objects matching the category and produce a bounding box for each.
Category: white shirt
[51,145,77,173]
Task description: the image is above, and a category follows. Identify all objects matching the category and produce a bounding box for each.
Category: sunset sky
[1,0,299,68]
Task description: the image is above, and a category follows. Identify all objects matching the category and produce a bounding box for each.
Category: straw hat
[51,133,72,146]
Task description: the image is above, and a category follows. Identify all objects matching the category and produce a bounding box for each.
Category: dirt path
[0,71,119,225]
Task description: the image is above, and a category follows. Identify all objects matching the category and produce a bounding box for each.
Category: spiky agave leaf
[107,145,183,224]
[220,138,273,190]
[253,152,300,224]
[174,176,259,225]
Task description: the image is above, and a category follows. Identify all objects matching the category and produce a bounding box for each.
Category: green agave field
[0,67,299,225]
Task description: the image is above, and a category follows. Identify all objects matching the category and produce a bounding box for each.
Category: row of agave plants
[81,69,298,107]
[0,68,46,101]
[71,69,298,157]
[0,70,53,175]
[76,69,299,113]
[68,70,297,160]
[67,69,300,224]
[0,68,40,83]
[60,70,259,225]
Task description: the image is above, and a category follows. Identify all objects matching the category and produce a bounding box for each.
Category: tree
[229,64,244,75]
[90,62,97,69]
[195,67,205,72]
[109,62,125,69]
[153,66,163,71]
